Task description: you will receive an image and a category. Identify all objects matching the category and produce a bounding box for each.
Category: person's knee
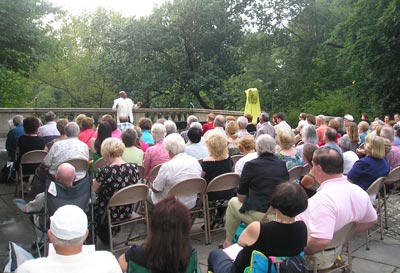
[208,249,220,271]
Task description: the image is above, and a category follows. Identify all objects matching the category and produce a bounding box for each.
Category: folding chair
[16,150,47,200]
[307,222,356,273]
[203,173,240,244]
[62,158,89,174]
[230,154,243,171]
[104,184,150,253]
[167,178,207,232]
[383,166,400,228]
[92,157,108,171]
[365,176,386,250]
[301,163,311,177]
[38,175,94,256]
[127,249,201,273]
[288,165,303,182]
[145,163,162,185]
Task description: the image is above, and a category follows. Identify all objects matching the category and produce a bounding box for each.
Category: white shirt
[151,153,202,208]
[185,142,209,160]
[203,127,227,140]
[234,152,258,176]
[43,138,89,179]
[343,151,359,175]
[112,97,134,123]
[17,251,122,273]
[39,121,60,137]
[274,120,291,130]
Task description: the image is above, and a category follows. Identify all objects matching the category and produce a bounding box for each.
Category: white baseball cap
[344,114,354,121]
[50,205,88,240]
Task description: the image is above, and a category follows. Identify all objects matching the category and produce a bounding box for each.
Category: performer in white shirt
[112,91,134,124]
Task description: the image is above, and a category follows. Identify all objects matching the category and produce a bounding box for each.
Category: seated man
[150,133,202,208]
[296,147,377,270]
[17,205,122,273]
[17,163,76,213]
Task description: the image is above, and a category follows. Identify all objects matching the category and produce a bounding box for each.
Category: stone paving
[1,179,400,272]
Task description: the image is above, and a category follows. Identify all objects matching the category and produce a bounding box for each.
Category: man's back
[17,250,122,273]
[297,176,376,240]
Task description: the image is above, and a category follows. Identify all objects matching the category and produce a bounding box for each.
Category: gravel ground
[385,191,400,239]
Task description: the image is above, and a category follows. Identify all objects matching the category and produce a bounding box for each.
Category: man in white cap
[17,205,122,273]
[112,91,134,124]
[343,114,354,127]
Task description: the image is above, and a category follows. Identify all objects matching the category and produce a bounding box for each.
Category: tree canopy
[1,0,399,124]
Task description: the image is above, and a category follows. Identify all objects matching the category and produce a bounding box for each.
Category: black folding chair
[37,175,94,256]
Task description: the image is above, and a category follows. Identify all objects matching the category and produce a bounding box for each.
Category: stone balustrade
[0,108,244,137]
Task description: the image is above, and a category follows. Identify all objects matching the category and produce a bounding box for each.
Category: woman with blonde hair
[225,121,241,156]
[92,137,141,242]
[275,127,303,169]
[347,135,390,191]
[234,136,257,176]
[202,133,234,228]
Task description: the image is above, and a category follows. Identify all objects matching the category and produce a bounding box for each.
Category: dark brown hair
[23,116,40,134]
[145,196,191,273]
[271,182,308,217]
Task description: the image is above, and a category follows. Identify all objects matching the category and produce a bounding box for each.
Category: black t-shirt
[16,135,46,173]
[232,221,308,273]
[201,157,234,200]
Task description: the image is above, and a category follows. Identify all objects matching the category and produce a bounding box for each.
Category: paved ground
[1,180,400,272]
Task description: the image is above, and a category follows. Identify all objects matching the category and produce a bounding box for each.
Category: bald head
[55,163,76,186]
[119,91,127,98]
[214,115,225,128]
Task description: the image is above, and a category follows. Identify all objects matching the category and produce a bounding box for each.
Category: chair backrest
[137,165,145,180]
[326,222,357,249]
[231,154,243,169]
[301,164,311,177]
[385,166,400,184]
[206,173,240,193]
[127,249,200,273]
[108,184,149,208]
[20,150,47,166]
[288,165,303,182]
[46,175,92,216]
[92,157,108,171]
[366,177,386,196]
[149,163,162,179]
[167,178,207,197]
[62,158,89,174]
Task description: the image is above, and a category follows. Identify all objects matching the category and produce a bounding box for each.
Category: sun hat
[343,114,354,121]
[50,205,87,240]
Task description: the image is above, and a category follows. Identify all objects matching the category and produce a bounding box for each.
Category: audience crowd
[6,108,400,272]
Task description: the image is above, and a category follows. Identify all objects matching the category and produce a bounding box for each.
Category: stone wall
[0,108,244,137]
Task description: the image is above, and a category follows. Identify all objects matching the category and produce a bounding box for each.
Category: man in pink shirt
[297,147,377,270]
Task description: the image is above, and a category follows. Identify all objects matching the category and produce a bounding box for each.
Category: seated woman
[78,116,97,149]
[343,121,360,152]
[90,121,112,163]
[234,136,257,176]
[338,135,359,175]
[143,123,170,181]
[347,134,390,192]
[118,196,195,273]
[208,182,308,273]
[222,134,288,249]
[92,137,140,242]
[275,127,303,169]
[225,121,241,156]
[299,144,319,197]
[201,133,234,228]
[138,117,154,145]
[295,125,318,156]
[16,116,46,174]
[121,128,144,166]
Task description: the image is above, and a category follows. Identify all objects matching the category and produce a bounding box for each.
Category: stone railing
[0,108,244,137]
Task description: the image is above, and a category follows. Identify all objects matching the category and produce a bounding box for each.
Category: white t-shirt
[17,251,122,273]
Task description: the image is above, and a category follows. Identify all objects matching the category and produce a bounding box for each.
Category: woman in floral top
[92,137,140,243]
[275,127,303,169]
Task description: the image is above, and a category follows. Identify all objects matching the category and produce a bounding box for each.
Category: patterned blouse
[275,151,303,170]
[95,163,140,223]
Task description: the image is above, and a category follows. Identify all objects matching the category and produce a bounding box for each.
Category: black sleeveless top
[232,221,307,273]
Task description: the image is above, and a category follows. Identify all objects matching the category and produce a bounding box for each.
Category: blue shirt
[347,156,390,191]
[5,125,25,161]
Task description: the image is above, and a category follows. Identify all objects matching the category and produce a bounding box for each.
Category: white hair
[190,121,202,129]
[163,133,186,155]
[151,123,166,143]
[256,134,276,156]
